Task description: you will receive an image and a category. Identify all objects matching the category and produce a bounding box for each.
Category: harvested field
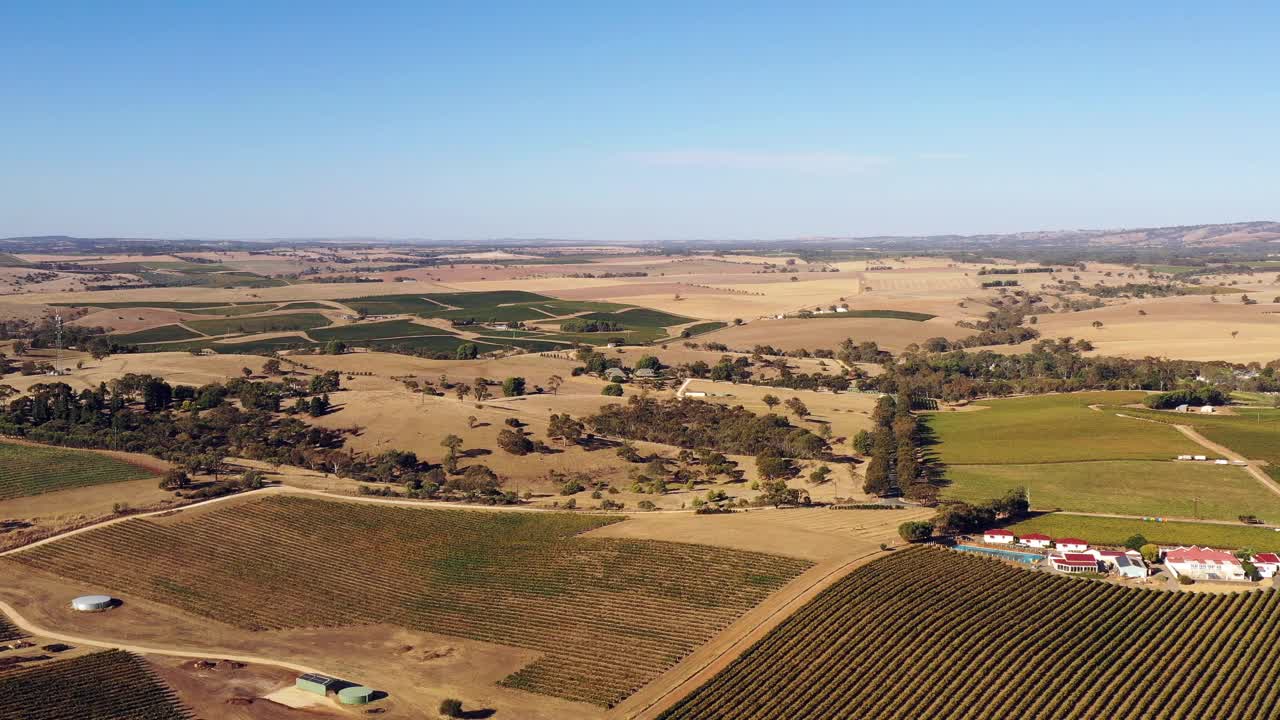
[927,392,1201,464]
[704,316,969,353]
[0,650,193,719]
[659,546,1280,720]
[11,496,810,708]
[0,441,154,501]
[1025,294,1280,363]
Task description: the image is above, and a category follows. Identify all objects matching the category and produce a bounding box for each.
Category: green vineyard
[8,496,810,707]
[661,546,1280,720]
[0,650,192,719]
[0,442,154,501]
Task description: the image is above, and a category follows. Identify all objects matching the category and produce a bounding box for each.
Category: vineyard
[0,615,22,643]
[0,650,192,719]
[8,496,809,707]
[660,546,1280,720]
[0,441,153,501]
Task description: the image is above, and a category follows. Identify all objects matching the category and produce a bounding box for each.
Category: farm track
[1113,411,1280,499]
[0,599,332,677]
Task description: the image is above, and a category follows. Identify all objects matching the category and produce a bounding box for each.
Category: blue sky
[2,1,1277,240]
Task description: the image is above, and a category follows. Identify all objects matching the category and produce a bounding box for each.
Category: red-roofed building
[982,529,1015,545]
[1251,553,1280,579]
[1050,552,1100,574]
[1055,538,1089,553]
[1164,546,1247,582]
[1019,533,1052,549]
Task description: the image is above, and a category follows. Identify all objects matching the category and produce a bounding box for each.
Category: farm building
[1092,550,1147,578]
[1193,455,1208,461]
[634,368,658,379]
[1019,533,1052,549]
[1050,553,1100,574]
[1199,406,1217,414]
[982,529,1015,544]
[1251,553,1280,578]
[1163,546,1248,582]
[684,391,708,397]
[603,367,625,381]
[71,595,115,612]
[1055,538,1089,553]
[297,673,339,696]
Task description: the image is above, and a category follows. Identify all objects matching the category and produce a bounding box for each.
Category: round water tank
[337,686,375,705]
[71,595,115,612]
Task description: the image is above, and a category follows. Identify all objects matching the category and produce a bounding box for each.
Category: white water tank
[71,595,115,612]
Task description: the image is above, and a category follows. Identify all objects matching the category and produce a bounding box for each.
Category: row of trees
[861,395,944,503]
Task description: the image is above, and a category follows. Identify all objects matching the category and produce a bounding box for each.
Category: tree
[809,465,831,484]
[899,520,933,543]
[762,394,780,410]
[547,374,563,395]
[241,367,254,378]
[159,469,190,490]
[497,428,534,455]
[472,380,491,402]
[453,382,471,401]
[1140,543,1161,565]
[467,415,478,429]
[502,376,526,397]
[547,413,584,446]
[602,383,624,396]
[262,359,283,376]
[11,341,27,356]
[852,429,873,456]
[142,378,173,412]
[755,451,791,481]
[86,336,112,360]
[1124,534,1149,552]
[441,434,463,472]
[323,339,347,355]
[635,355,661,371]
[784,397,809,418]
[308,394,330,417]
[758,479,802,507]
[456,343,478,360]
[439,698,464,718]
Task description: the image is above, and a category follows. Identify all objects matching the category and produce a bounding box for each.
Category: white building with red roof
[1251,553,1280,579]
[1019,533,1052,549]
[1055,538,1089,553]
[982,529,1015,545]
[1163,546,1247,582]
[1049,553,1100,574]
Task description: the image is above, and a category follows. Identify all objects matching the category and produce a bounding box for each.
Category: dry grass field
[1025,294,1280,362]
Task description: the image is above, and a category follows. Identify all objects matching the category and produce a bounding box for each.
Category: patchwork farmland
[660,547,1280,720]
[8,496,810,707]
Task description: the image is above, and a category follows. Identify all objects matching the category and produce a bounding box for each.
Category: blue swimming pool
[954,544,1042,564]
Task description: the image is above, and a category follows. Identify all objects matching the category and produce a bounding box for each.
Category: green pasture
[945,460,1279,522]
[1007,513,1280,552]
[926,392,1201,464]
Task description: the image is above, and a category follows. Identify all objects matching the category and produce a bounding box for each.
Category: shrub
[602,383,624,396]
[898,521,934,543]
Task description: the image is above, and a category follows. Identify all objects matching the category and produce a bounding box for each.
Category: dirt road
[1171,424,1280,498]
[0,599,330,677]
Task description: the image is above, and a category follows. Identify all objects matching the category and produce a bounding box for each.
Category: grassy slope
[1007,513,1280,552]
[0,441,153,501]
[946,461,1280,521]
[928,392,1201,464]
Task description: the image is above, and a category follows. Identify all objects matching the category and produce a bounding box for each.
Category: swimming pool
[954,544,1043,564]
